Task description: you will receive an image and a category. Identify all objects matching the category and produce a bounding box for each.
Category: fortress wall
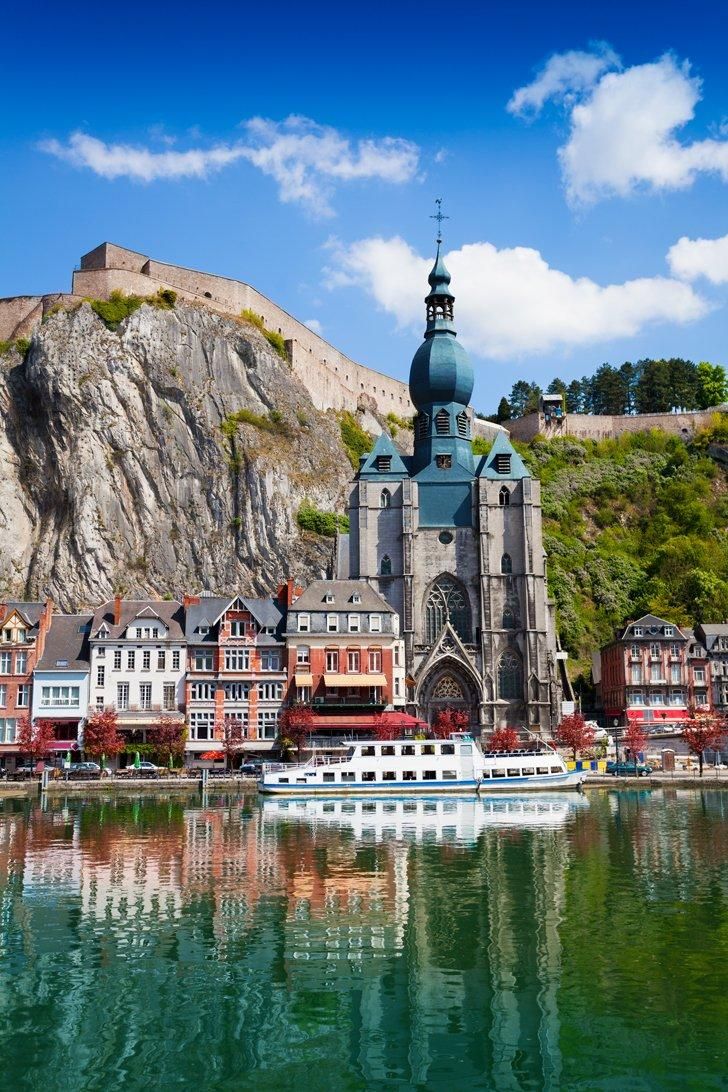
[80,243,149,273]
[0,293,79,342]
[509,409,721,443]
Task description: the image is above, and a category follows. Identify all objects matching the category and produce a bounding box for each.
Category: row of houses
[0,579,407,769]
[595,613,728,727]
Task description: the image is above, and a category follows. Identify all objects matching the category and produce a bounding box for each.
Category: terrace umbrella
[65,751,71,766]
[134,751,141,769]
[168,754,173,771]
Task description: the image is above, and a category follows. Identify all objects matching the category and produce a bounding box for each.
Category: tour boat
[257,735,585,795]
[261,794,589,840]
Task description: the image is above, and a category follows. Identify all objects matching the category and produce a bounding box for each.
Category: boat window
[403,801,417,812]
[423,770,436,780]
[323,772,335,782]
[278,777,289,783]
[362,745,376,756]
[401,745,415,756]
[522,768,535,776]
[492,769,505,778]
[342,802,355,812]
[423,802,438,813]
[550,766,562,774]
[507,768,520,777]
[381,745,395,756]
[402,771,416,781]
[481,770,491,778]
[362,771,376,782]
[296,778,307,783]
[443,770,457,779]
[441,744,455,755]
[460,744,472,754]
[362,802,376,813]
[341,772,355,781]
[422,744,435,755]
[382,770,396,781]
[383,802,396,812]
[323,802,335,812]
[537,766,549,775]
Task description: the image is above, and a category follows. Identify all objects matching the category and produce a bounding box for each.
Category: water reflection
[0,790,725,1090]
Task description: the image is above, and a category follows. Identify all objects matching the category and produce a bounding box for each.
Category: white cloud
[38,132,246,181]
[508,42,620,117]
[326,236,708,359]
[303,318,324,335]
[39,116,420,216]
[668,232,728,284]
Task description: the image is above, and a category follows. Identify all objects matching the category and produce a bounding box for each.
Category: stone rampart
[0,294,80,342]
[508,408,723,443]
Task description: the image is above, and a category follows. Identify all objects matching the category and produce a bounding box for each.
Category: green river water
[0,789,725,1091]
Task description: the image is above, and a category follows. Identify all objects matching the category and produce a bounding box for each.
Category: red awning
[48,741,80,751]
[199,751,224,761]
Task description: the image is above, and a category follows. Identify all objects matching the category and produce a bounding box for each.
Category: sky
[3,0,728,413]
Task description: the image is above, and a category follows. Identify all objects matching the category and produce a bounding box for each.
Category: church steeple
[424,241,455,335]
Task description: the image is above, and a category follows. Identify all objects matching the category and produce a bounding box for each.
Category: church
[337,242,561,736]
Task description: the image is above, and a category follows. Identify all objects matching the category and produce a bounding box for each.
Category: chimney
[0,603,6,626]
[277,579,302,608]
[114,594,122,626]
[183,593,201,609]
[36,597,54,660]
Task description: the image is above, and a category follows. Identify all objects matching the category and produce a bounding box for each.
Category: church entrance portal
[417,662,480,733]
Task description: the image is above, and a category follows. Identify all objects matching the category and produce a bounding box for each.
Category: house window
[327,614,339,633]
[695,690,707,705]
[0,684,5,707]
[97,666,105,687]
[394,645,401,666]
[127,651,135,671]
[224,682,250,701]
[650,643,660,658]
[229,621,247,637]
[157,651,166,670]
[2,630,10,644]
[139,683,152,710]
[631,665,642,684]
[495,453,511,474]
[297,686,312,703]
[0,719,17,743]
[498,651,522,700]
[113,650,122,670]
[225,649,250,671]
[194,650,214,671]
[117,683,129,710]
[381,555,392,576]
[369,614,381,632]
[296,646,310,665]
[630,691,644,706]
[190,681,214,701]
[352,593,362,604]
[15,652,27,675]
[501,553,512,574]
[17,628,26,643]
[664,626,673,636]
[97,646,105,658]
[633,627,644,637]
[163,683,176,710]
[142,650,151,671]
[257,711,278,739]
[380,489,391,508]
[172,650,181,671]
[135,628,143,639]
[670,643,680,658]
[0,652,10,674]
[369,649,382,672]
[188,712,215,741]
[435,409,449,435]
[257,682,284,701]
[670,690,685,706]
[630,644,640,659]
[348,614,360,633]
[348,650,360,672]
[326,650,339,672]
[425,575,471,644]
[650,663,662,682]
[16,684,29,708]
[694,668,705,683]
[376,455,391,472]
[261,651,281,671]
[324,593,335,604]
[298,614,310,633]
[499,486,510,506]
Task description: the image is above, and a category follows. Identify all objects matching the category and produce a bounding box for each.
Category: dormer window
[664,626,673,636]
[376,455,391,473]
[435,409,450,435]
[495,453,511,475]
[499,486,510,506]
[198,625,209,636]
[298,614,310,633]
[352,593,362,604]
[324,593,335,604]
[633,626,644,637]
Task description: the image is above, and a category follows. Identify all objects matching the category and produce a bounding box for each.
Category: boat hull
[257,772,585,795]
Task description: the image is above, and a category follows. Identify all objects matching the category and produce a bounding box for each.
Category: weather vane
[430,197,449,245]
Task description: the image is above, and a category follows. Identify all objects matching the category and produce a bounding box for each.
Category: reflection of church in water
[338,239,561,734]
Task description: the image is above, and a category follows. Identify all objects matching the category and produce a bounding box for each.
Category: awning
[199,750,225,761]
[294,673,314,686]
[324,674,387,688]
[48,741,80,751]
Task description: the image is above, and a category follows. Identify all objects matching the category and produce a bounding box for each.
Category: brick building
[0,600,53,770]
[598,614,711,728]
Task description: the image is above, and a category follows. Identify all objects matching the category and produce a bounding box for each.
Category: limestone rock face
[0,302,353,608]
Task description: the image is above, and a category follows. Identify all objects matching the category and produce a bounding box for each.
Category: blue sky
[3,0,728,412]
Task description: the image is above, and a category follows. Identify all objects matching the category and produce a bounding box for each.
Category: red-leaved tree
[150,715,186,767]
[623,722,648,762]
[16,716,57,767]
[277,705,315,760]
[83,708,123,763]
[682,711,727,777]
[373,714,400,741]
[488,727,521,753]
[555,713,595,762]
[432,707,470,739]
[220,716,246,771]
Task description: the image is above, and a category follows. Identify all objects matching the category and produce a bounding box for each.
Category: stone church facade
[337,246,561,736]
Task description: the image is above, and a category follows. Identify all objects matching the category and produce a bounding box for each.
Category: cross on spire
[430,197,449,246]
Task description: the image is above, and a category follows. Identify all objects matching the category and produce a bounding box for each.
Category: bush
[339,411,372,468]
[86,288,177,330]
[240,308,288,360]
[386,411,413,435]
[0,337,31,358]
[221,407,290,439]
[297,502,349,537]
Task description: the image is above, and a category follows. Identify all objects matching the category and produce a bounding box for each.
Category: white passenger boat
[257,735,584,794]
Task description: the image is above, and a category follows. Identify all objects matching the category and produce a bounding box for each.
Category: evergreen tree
[509,380,538,417]
[496,396,512,422]
[668,357,700,410]
[565,379,583,413]
[635,359,673,413]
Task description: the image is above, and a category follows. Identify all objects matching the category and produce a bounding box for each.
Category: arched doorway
[417,659,481,733]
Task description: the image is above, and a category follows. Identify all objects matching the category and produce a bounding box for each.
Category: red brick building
[0,600,53,768]
[598,613,711,728]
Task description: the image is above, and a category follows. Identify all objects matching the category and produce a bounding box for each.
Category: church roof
[476,432,530,480]
[409,334,473,409]
[358,432,409,478]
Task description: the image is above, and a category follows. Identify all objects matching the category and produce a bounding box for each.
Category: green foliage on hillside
[86,288,176,330]
[220,407,290,439]
[514,418,728,683]
[339,411,373,468]
[386,411,414,436]
[239,309,288,360]
[297,501,349,537]
[0,337,30,358]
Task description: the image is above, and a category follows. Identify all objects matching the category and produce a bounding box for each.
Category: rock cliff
[0,302,357,608]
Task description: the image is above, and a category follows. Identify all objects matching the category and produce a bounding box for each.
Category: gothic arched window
[380,488,391,508]
[501,553,512,574]
[502,606,517,630]
[498,651,522,700]
[425,575,471,644]
[499,486,510,507]
[433,676,464,700]
[381,555,392,576]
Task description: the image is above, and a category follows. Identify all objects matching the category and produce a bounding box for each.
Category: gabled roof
[90,599,184,640]
[1,602,46,633]
[36,614,93,671]
[184,597,231,641]
[476,432,530,480]
[291,580,394,613]
[357,432,409,479]
[618,614,687,641]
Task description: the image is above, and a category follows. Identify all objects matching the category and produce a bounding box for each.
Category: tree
[83,709,123,762]
[150,715,186,767]
[220,715,246,771]
[432,707,470,739]
[682,711,726,777]
[496,396,512,422]
[623,722,647,762]
[488,727,521,753]
[695,361,728,409]
[555,713,595,761]
[16,716,57,766]
[277,705,315,760]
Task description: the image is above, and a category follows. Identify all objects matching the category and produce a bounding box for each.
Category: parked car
[240,762,264,777]
[65,761,102,780]
[606,760,653,777]
[118,761,161,779]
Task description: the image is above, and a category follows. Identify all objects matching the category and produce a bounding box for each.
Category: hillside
[501,424,728,687]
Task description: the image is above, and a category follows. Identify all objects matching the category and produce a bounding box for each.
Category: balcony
[89,703,184,718]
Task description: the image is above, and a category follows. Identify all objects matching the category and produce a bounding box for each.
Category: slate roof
[90,599,185,640]
[184,595,284,642]
[1,601,46,634]
[291,580,394,613]
[36,614,93,671]
[476,432,530,480]
[618,614,688,641]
